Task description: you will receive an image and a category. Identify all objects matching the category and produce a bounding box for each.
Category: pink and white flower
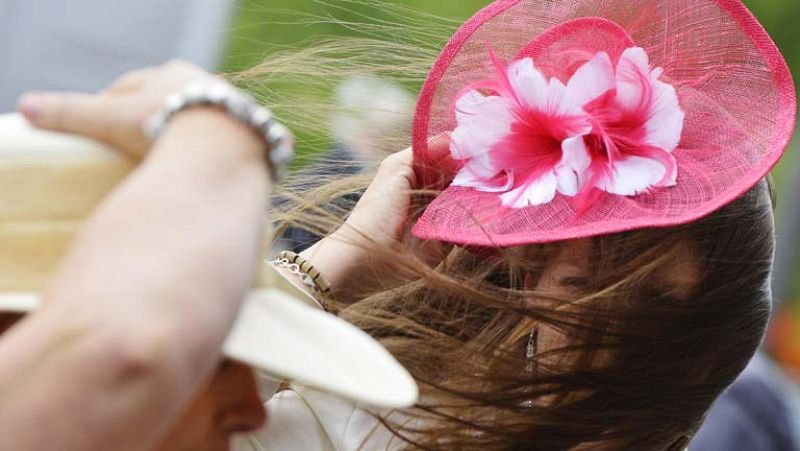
[449,47,684,207]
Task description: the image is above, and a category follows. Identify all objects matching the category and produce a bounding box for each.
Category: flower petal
[555,166,580,196]
[500,171,558,208]
[560,136,592,173]
[547,79,574,116]
[452,154,501,185]
[656,151,678,187]
[555,136,592,196]
[596,156,672,196]
[451,91,515,160]
[452,155,515,193]
[644,78,684,152]
[567,52,615,107]
[545,79,592,136]
[615,47,651,115]
[475,172,516,193]
[508,58,549,111]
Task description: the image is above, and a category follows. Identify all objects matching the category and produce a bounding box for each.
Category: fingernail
[18,93,45,120]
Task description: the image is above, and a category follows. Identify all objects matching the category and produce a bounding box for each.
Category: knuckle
[383,152,404,167]
[379,150,412,172]
[377,156,397,173]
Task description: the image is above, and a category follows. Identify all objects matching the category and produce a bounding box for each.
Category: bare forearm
[0,110,269,449]
[299,232,363,297]
[51,109,269,350]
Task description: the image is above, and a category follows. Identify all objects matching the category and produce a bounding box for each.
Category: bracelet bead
[144,81,294,181]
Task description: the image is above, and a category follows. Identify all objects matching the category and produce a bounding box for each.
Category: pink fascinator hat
[412,0,796,247]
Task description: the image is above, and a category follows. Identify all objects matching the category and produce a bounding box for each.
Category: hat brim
[0,290,418,408]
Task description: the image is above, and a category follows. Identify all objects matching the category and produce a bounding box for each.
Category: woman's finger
[375,147,416,189]
[18,92,143,154]
[19,92,116,141]
[379,147,413,172]
[425,133,455,189]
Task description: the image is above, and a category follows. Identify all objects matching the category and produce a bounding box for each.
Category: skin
[0,61,269,450]
[159,360,266,451]
[299,135,452,301]
[529,239,698,372]
[298,148,419,299]
[0,313,266,450]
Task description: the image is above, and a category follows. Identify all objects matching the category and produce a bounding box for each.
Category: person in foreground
[5,58,419,449]
[3,61,274,450]
[17,1,796,450]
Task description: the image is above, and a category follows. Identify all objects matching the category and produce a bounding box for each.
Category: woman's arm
[0,65,270,450]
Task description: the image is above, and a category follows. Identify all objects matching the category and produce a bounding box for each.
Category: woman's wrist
[299,228,366,298]
[145,82,294,181]
[152,107,270,172]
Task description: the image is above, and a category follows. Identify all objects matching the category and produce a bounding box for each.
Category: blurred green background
[223,0,800,81]
[223,1,489,72]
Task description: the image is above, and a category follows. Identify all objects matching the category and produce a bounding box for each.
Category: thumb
[18,92,142,152]
[424,132,456,190]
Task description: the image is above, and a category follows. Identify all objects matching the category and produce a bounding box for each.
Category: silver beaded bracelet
[144,82,294,181]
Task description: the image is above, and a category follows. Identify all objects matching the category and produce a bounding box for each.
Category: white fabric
[251,387,405,451]
[222,290,418,408]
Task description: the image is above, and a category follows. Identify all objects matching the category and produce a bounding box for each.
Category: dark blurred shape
[278,144,364,253]
[773,133,800,302]
[692,353,800,451]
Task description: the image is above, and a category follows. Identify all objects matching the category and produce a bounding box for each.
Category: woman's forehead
[523,237,699,297]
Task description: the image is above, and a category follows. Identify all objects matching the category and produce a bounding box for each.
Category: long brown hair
[271,170,773,450]
[238,4,776,449]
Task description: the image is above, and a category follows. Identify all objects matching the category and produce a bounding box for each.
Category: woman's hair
[270,175,774,451]
[237,4,776,449]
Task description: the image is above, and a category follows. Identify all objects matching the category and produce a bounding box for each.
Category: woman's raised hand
[18,60,221,159]
[300,136,450,299]
[338,147,418,248]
